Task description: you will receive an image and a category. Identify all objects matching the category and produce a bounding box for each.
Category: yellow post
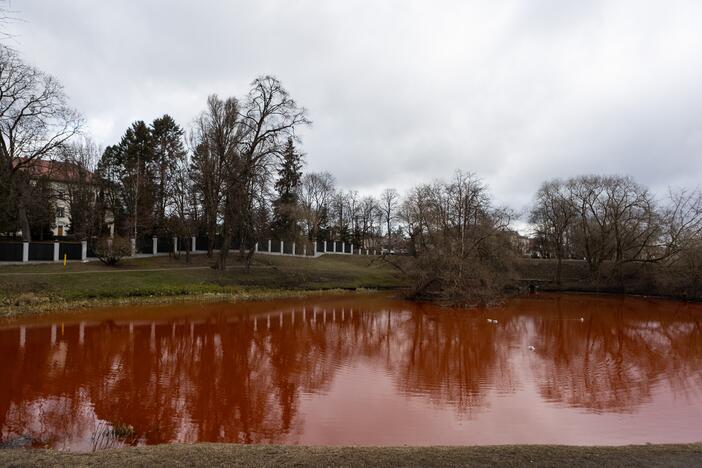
[63,253,67,268]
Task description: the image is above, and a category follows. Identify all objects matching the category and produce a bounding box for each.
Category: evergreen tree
[272,138,303,239]
[96,144,127,235]
[151,114,186,233]
[97,121,155,238]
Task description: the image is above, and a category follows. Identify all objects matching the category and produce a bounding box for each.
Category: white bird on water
[528,345,536,351]
[487,318,498,324]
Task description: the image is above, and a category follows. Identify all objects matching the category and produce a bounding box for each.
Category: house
[15,158,114,237]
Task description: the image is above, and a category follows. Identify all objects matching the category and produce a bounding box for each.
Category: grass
[0,443,700,467]
[0,253,406,316]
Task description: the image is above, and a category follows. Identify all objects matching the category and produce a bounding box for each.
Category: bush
[94,236,132,266]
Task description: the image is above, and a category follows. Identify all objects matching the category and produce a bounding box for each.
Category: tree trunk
[207,218,216,257]
[215,240,230,270]
[215,220,232,270]
[18,196,31,242]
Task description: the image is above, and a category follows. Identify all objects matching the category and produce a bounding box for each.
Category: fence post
[280,240,284,255]
[313,241,317,257]
[130,238,136,257]
[152,237,158,255]
[292,242,296,256]
[341,242,345,254]
[173,236,178,254]
[191,236,197,252]
[254,242,259,253]
[81,241,88,261]
[53,242,60,262]
[22,242,28,262]
[323,240,327,253]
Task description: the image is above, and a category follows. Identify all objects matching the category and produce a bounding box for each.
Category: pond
[1,293,701,450]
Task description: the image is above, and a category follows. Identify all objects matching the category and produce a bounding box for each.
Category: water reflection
[0,294,701,449]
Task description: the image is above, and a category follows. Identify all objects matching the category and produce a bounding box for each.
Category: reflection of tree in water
[0,303,397,447]
[524,295,702,412]
[382,305,521,414]
[0,295,700,448]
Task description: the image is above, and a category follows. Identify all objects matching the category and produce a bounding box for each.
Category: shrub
[94,236,132,266]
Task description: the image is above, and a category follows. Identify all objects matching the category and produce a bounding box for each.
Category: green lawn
[0,253,406,316]
[1,443,700,467]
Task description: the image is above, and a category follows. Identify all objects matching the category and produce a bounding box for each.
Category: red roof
[13,158,95,184]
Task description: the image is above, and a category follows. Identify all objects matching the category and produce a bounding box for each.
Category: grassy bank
[1,443,700,467]
[0,254,406,316]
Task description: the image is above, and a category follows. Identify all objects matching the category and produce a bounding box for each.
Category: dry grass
[0,253,406,317]
[0,443,700,467]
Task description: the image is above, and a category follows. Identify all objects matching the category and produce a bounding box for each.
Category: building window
[57,207,65,218]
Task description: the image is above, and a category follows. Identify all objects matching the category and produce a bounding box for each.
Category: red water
[1,293,701,450]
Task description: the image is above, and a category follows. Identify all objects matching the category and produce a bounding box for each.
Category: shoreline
[532,286,702,304]
[1,252,700,319]
[0,287,394,319]
[1,443,700,467]
[3,284,700,320]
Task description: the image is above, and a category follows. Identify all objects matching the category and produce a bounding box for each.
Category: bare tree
[398,172,514,305]
[299,171,335,241]
[359,196,380,248]
[58,138,100,240]
[530,179,576,285]
[190,94,240,256]
[0,1,20,41]
[330,190,350,241]
[529,174,702,291]
[0,46,82,240]
[216,76,310,270]
[167,149,197,263]
[658,187,702,261]
[566,175,659,282]
[380,188,399,249]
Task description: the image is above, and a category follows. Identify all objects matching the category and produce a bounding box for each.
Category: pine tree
[272,138,303,239]
[151,114,186,234]
[96,121,154,238]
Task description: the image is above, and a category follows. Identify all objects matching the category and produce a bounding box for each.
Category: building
[16,159,113,237]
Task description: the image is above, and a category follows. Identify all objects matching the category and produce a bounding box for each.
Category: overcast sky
[6,0,702,217]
